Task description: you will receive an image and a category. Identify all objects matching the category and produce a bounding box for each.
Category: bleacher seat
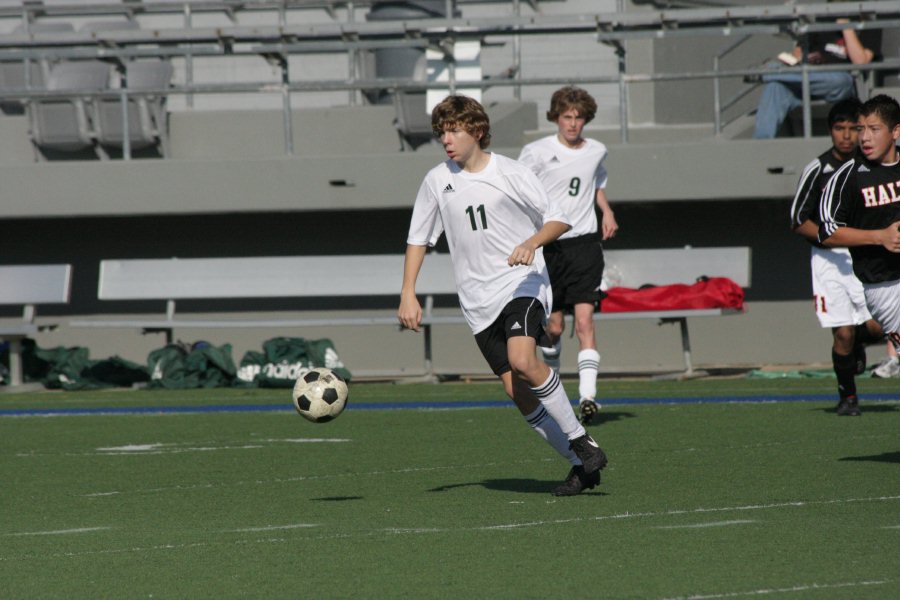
[96,59,174,155]
[0,23,74,115]
[391,55,432,151]
[28,60,110,156]
[80,20,140,34]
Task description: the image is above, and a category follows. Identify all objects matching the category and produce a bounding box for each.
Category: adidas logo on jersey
[510,321,522,330]
[858,165,870,173]
[443,183,455,193]
[550,156,560,163]
[823,164,834,173]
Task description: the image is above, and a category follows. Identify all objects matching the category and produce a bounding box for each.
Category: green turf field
[1,377,898,599]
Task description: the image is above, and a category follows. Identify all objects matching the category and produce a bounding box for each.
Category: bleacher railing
[1,1,898,158]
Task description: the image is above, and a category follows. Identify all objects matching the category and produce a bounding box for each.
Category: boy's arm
[837,20,875,64]
[821,223,900,252]
[794,219,821,243]
[791,159,823,242]
[595,189,618,240]
[398,244,428,332]
[508,220,571,267]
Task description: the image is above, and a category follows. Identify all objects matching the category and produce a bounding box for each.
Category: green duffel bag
[234,337,351,388]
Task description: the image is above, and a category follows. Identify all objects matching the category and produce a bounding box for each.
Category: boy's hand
[508,242,537,266]
[398,293,423,332]
[601,211,618,240]
[881,222,900,253]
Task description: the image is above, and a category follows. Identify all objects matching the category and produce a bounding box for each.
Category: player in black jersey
[790,99,884,416]
[820,94,900,414]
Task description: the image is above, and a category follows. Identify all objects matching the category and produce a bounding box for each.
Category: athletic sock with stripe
[577,348,600,400]
[530,370,585,440]
[524,405,580,465]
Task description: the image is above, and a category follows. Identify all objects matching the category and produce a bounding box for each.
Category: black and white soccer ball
[291,368,349,423]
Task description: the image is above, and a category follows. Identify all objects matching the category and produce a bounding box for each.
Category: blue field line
[0,392,898,417]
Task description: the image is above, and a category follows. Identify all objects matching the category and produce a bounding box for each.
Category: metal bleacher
[0,1,897,161]
[2,1,899,377]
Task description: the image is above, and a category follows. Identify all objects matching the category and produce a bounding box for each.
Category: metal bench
[0,264,72,387]
[69,247,750,378]
[69,254,457,377]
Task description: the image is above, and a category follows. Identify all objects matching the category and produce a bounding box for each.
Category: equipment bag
[602,276,745,313]
[235,336,351,388]
[148,341,236,389]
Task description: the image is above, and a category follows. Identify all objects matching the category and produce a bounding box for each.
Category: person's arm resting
[840,26,875,64]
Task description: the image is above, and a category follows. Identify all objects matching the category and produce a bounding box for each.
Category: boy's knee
[832,326,854,354]
[508,354,532,377]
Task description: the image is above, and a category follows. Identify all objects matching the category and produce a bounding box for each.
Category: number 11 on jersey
[466,204,488,230]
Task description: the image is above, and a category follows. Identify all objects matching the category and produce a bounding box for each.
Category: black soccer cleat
[836,395,861,416]
[551,465,600,496]
[579,398,600,425]
[569,434,608,475]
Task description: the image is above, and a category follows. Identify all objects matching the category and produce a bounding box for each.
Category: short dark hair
[431,95,492,149]
[860,94,900,129]
[546,86,597,124]
[827,98,861,127]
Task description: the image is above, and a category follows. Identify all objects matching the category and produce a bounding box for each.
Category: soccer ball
[291,368,349,423]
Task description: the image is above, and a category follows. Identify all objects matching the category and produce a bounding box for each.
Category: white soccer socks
[524,405,579,465]
[530,370,585,441]
[540,340,562,374]
[577,348,601,401]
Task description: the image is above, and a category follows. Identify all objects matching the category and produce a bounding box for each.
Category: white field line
[15,438,351,458]
[223,524,319,533]
[10,431,889,461]
[654,519,756,529]
[659,578,893,599]
[4,527,111,537]
[2,495,898,563]
[77,458,539,498]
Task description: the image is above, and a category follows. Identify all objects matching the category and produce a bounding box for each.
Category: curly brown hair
[431,95,492,149]
[546,86,597,124]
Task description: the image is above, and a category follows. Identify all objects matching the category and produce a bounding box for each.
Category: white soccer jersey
[407,152,570,334]
[517,135,608,240]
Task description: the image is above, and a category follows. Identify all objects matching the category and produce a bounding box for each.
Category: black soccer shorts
[474,296,551,376]
[543,232,605,312]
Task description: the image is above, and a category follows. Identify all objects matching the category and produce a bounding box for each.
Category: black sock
[833,349,857,399]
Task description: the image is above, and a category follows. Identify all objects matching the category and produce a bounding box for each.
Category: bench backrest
[96,247,751,303]
[604,247,751,289]
[0,264,72,305]
[97,254,458,300]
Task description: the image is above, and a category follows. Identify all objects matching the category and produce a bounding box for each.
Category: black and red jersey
[790,148,848,247]
[819,155,900,284]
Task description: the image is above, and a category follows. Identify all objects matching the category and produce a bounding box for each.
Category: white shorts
[863,279,900,352]
[810,246,871,328]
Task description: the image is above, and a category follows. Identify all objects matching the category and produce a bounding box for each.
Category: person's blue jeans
[752,65,856,138]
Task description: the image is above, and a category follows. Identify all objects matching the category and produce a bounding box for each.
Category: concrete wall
[24,300,841,379]
[0,103,825,219]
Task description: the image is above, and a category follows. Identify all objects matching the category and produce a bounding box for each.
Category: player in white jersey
[789,99,884,416]
[518,86,618,425]
[399,95,608,496]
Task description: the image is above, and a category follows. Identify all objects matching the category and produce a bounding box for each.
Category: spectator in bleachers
[751,21,881,138]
